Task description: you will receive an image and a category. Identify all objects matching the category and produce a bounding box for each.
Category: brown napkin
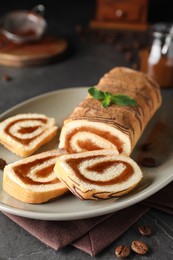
[2,182,173,256]
[3,212,111,250]
[72,204,149,256]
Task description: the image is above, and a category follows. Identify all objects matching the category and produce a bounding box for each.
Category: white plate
[0,87,173,220]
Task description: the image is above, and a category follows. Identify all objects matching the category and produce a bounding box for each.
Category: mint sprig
[88,87,137,107]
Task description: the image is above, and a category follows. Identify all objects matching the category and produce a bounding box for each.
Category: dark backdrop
[0,0,172,21]
[0,0,172,35]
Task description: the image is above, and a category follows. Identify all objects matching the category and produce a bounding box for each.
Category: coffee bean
[0,158,7,170]
[115,45,130,52]
[131,240,148,255]
[140,157,157,167]
[132,41,140,49]
[124,52,134,62]
[140,142,152,151]
[2,74,12,81]
[138,225,151,236]
[131,63,139,70]
[115,245,130,258]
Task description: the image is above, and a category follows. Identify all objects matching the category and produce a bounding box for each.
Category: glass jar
[140,24,173,88]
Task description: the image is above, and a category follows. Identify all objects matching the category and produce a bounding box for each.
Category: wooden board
[90,20,148,31]
[0,34,68,67]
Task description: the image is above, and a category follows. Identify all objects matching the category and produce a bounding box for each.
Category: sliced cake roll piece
[0,113,58,157]
[54,149,143,200]
[59,67,162,155]
[3,149,68,204]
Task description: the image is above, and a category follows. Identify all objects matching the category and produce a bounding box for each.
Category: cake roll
[3,149,68,204]
[59,67,162,155]
[0,113,58,157]
[54,150,143,200]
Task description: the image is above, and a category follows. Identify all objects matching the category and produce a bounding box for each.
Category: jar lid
[149,23,173,38]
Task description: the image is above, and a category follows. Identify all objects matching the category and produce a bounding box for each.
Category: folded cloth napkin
[72,204,149,256]
[2,182,173,256]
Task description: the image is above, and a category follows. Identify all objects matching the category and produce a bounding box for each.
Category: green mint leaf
[102,96,111,107]
[88,87,137,107]
[104,91,112,98]
[88,87,105,100]
[112,94,137,106]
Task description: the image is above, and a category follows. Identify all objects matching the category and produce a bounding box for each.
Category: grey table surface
[0,1,173,259]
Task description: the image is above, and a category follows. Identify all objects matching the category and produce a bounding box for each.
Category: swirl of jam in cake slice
[54,149,143,200]
[0,113,58,157]
[3,149,68,203]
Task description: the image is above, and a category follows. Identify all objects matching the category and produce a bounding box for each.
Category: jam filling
[65,126,123,153]
[66,155,133,186]
[13,155,59,185]
[5,118,47,145]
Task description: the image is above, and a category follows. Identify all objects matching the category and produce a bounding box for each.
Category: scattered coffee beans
[0,158,7,170]
[115,245,130,258]
[140,157,157,167]
[131,240,148,255]
[138,225,151,236]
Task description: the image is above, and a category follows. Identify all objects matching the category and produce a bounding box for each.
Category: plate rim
[0,176,172,220]
[0,87,88,119]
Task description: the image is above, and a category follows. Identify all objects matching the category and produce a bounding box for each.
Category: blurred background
[0,0,172,37]
[0,0,172,112]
